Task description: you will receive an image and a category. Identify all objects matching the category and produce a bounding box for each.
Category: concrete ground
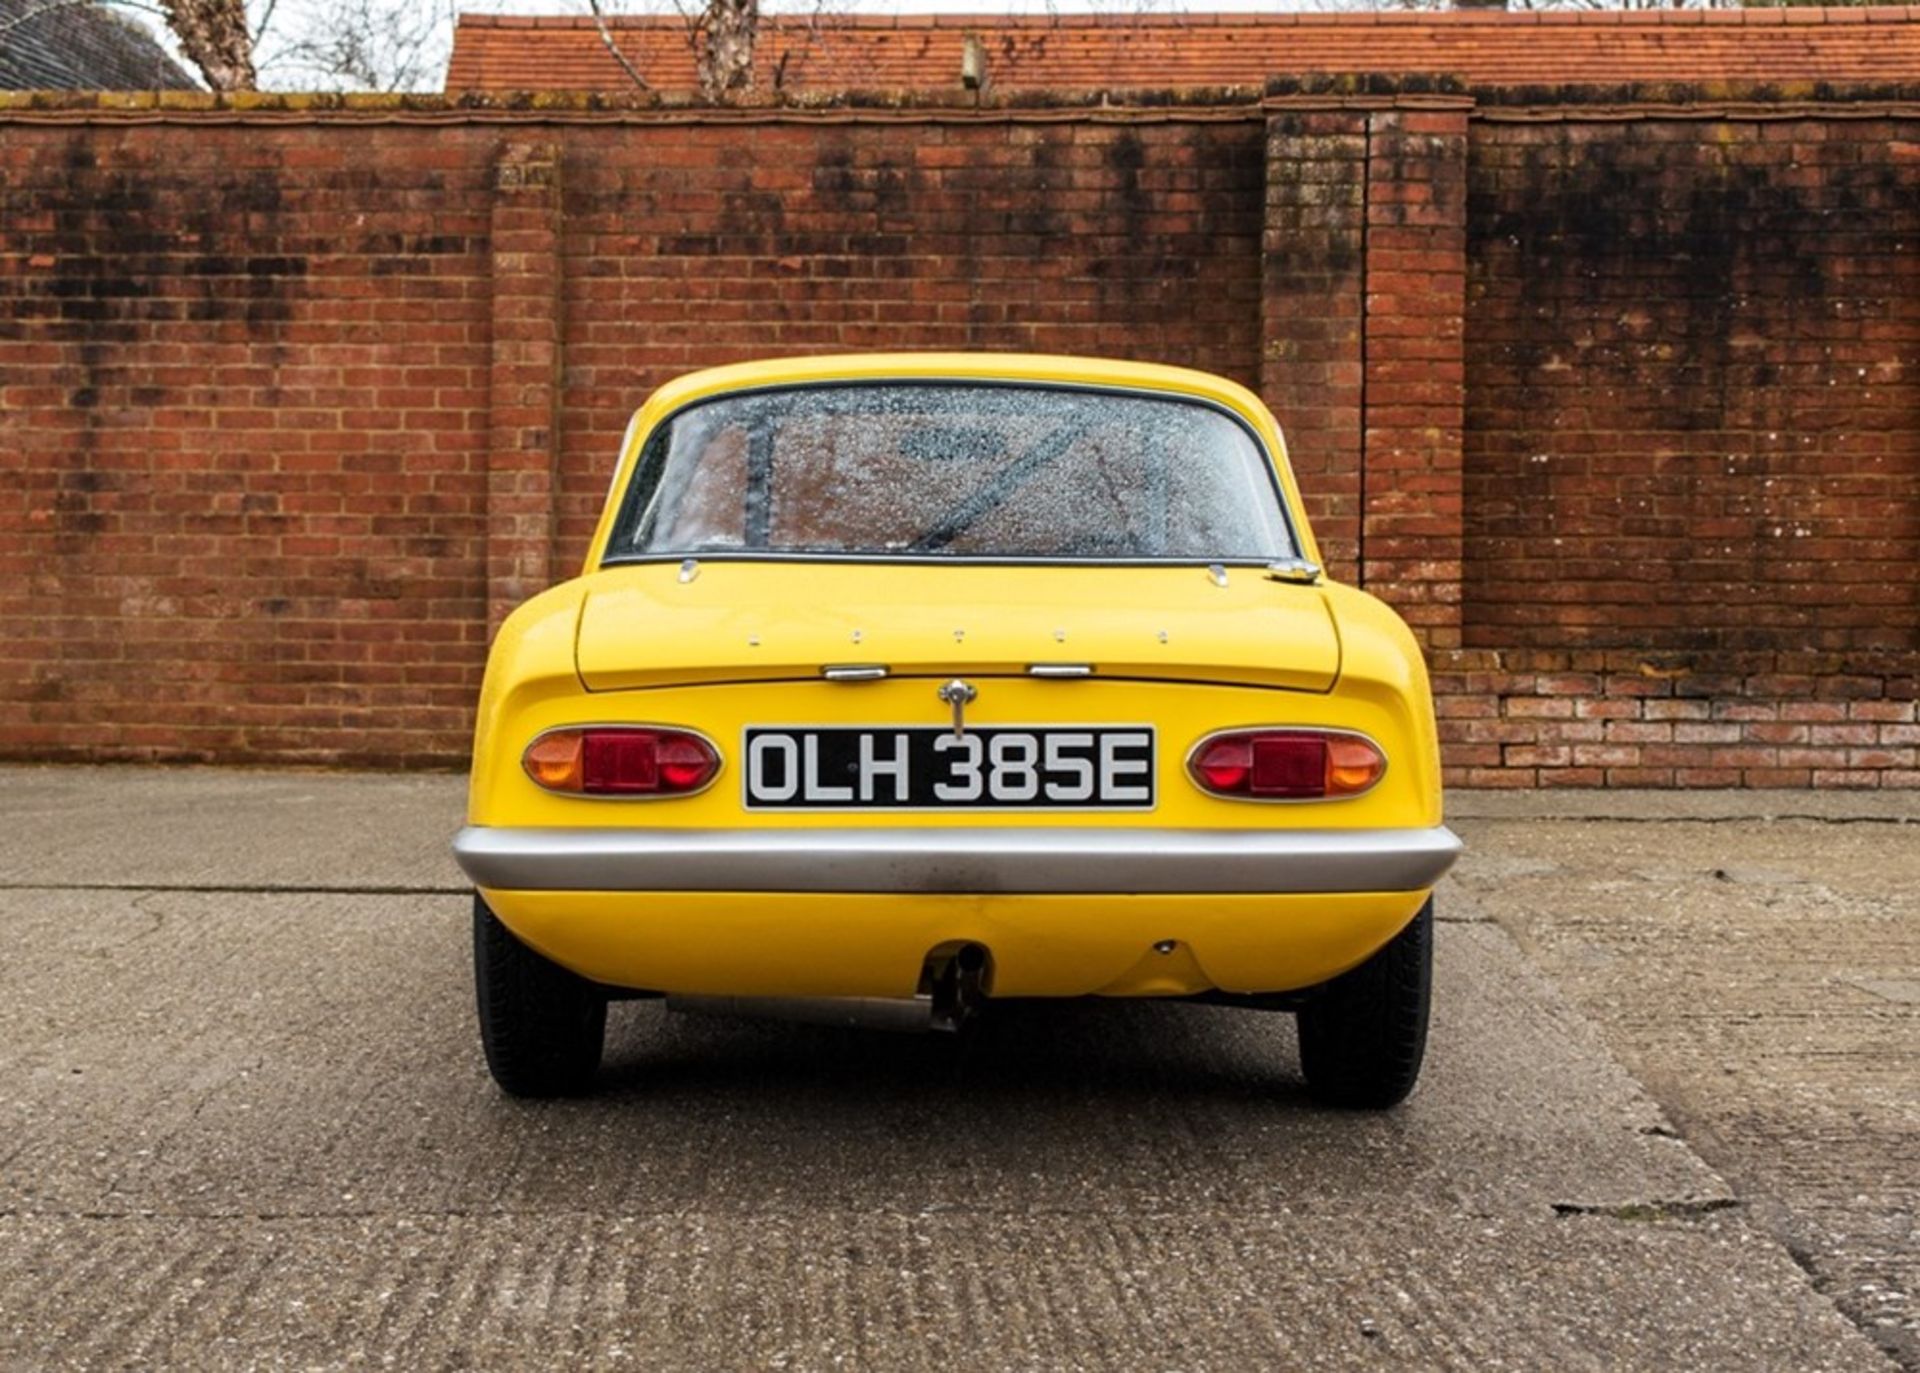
[0,769,1912,1370]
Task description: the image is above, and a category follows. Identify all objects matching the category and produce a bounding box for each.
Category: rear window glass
[605,383,1296,564]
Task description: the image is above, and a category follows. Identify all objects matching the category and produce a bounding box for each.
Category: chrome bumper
[451,824,1462,896]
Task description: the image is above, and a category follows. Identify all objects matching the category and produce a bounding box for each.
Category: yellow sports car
[454,354,1460,1106]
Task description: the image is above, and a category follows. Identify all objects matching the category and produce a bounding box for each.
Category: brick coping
[5,79,1920,124]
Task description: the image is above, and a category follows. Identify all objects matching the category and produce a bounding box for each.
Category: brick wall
[1,124,499,765]
[1452,105,1920,787]
[552,119,1265,570]
[0,87,1914,784]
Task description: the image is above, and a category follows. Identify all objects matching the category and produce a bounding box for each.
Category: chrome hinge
[1265,558,1323,585]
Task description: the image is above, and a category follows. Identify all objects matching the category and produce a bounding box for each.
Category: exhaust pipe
[666,942,992,1035]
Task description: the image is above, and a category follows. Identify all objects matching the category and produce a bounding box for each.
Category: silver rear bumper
[451,824,1462,896]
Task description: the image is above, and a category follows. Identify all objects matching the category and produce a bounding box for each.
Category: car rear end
[453,355,1459,1103]
[459,565,1452,1003]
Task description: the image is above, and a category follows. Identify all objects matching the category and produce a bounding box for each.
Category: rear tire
[1296,898,1433,1109]
[473,894,607,1098]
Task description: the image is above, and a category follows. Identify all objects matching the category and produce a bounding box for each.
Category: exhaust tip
[921,941,992,1032]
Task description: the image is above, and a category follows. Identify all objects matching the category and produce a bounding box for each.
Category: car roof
[590,351,1316,570]
[637,353,1270,426]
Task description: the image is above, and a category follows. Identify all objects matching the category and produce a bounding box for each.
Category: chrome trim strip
[1027,663,1094,678]
[451,824,1462,895]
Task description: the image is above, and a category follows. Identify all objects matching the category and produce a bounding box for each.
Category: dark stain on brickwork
[1107,129,1150,243]
[1262,114,1364,282]
[26,146,306,348]
[1465,121,1920,659]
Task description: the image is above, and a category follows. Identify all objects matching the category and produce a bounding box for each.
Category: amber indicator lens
[523,728,718,796]
[1190,731,1383,800]
[522,732,584,792]
[1325,737,1386,795]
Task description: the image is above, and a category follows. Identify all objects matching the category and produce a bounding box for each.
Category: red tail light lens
[523,728,719,797]
[1188,730,1385,800]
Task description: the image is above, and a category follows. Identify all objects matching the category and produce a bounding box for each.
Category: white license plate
[742,726,1156,811]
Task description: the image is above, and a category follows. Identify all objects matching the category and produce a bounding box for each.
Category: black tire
[473,894,607,1098]
[1296,898,1433,1109]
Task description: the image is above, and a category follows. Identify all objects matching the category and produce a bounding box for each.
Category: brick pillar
[1361,109,1468,651]
[487,143,564,634]
[1260,81,1469,651]
[1260,108,1368,584]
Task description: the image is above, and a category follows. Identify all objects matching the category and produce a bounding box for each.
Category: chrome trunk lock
[937,679,978,737]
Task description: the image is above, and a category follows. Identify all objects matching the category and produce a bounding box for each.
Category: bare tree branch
[587,0,651,92]
[0,0,168,41]
[770,0,830,93]
[247,0,456,92]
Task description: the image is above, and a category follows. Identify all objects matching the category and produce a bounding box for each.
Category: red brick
[1574,698,1640,720]
[1607,768,1675,787]
[1851,701,1917,723]
[1603,675,1674,699]
[1742,768,1813,788]
[1850,749,1917,770]
[1677,768,1742,787]
[1504,746,1571,768]
[1780,702,1851,723]
[1642,700,1712,722]
[1506,698,1574,720]
[1604,721,1672,745]
[1573,745,1641,768]
[1812,770,1882,789]
[1537,767,1606,788]
[1674,723,1742,745]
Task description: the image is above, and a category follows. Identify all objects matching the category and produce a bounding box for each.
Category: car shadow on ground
[587,996,1314,1110]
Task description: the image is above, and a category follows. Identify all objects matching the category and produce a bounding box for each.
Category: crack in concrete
[4,1203,1650,1224]
[1552,1198,1741,1223]
[126,891,170,941]
[0,882,468,896]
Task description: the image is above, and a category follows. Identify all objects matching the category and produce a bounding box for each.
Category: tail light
[523,727,720,797]
[1188,729,1385,801]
